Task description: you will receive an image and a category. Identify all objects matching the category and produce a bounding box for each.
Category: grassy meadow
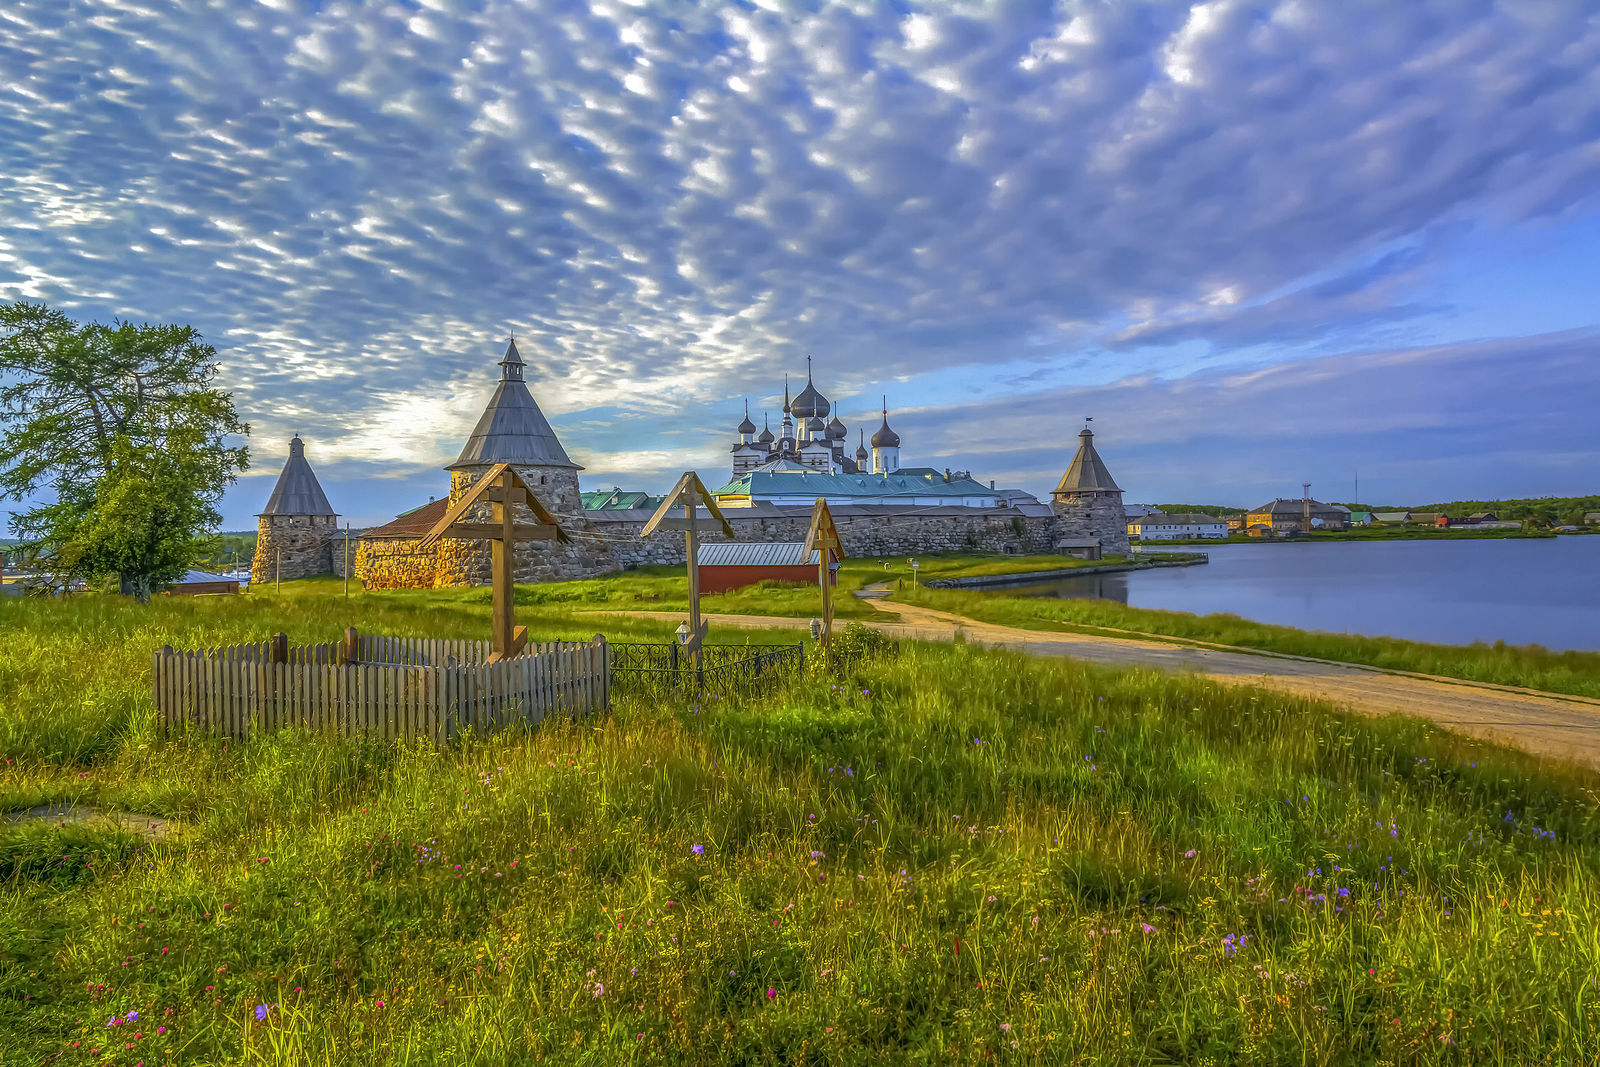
[429,552,1114,624]
[899,585,1600,701]
[3,586,1600,1063]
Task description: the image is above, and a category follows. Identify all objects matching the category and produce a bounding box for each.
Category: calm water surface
[1001,537,1600,651]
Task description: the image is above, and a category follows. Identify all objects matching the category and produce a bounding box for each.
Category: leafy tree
[0,301,249,599]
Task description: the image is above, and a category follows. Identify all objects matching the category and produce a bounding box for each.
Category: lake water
[996,537,1600,651]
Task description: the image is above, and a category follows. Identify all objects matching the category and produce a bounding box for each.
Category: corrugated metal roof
[1133,513,1224,525]
[175,569,232,584]
[259,436,336,516]
[697,542,820,568]
[1053,429,1121,494]
[1251,498,1348,516]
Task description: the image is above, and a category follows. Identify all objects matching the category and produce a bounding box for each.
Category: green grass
[335,554,1107,625]
[895,586,1600,700]
[4,590,1600,1063]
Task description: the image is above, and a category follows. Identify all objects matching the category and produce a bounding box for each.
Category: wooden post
[492,468,516,658]
[417,462,570,666]
[684,499,702,687]
[342,626,358,665]
[818,548,833,668]
[803,498,844,672]
[344,522,350,598]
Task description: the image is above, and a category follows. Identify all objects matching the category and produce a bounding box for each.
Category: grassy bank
[339,553,1110,624]
[896,586,1600,700]
[4,591,1600,1062]
[1138,527,1555,546]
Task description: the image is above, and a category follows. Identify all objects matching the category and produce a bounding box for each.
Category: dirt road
[600,590,1600,769]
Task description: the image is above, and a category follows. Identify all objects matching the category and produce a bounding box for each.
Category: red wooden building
[695,542,836,595]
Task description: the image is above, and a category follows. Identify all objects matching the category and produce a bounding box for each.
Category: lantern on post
[419,461,570,662]
[641,472,736,686]
[802,497,846,667]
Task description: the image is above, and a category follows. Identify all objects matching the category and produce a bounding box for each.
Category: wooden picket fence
[152,631,609,743]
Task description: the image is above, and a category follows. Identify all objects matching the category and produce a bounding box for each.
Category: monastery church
[251,341,1131,588]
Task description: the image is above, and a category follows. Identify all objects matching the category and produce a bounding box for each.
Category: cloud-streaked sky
[2,0,1596,527]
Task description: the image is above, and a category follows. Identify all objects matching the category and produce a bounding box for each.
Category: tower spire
[498,337,525,382]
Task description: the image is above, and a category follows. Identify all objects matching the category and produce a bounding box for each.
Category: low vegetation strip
[2,591,1599,1061]
[896,586,1600,701]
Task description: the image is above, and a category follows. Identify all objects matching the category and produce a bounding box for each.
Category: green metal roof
[581,489,664,511]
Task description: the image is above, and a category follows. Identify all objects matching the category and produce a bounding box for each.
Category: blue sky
[1,0,1596,528]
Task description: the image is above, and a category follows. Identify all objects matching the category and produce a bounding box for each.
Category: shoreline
[1131,530,1564,547]
[924,555,1207,590]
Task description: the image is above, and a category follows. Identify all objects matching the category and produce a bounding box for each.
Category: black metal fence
[609,641,804,695]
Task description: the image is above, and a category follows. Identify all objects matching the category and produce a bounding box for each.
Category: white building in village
[1127,512,1229,540]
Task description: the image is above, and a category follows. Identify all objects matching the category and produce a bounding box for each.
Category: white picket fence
[152,633,609,743]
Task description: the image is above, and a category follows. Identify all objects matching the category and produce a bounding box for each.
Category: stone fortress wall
[268,345,1128,592]
[342,478,1063,589]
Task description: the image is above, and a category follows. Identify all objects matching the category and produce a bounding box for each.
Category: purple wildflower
[692,844,704,855]
[255,1004,270,1022]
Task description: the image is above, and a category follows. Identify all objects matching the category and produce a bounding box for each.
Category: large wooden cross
[802,497,846,665]
[420,462,570,661]
[641,472,735,680]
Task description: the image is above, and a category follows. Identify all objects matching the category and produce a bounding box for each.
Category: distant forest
[1152,496,1599,526]
[193,532,257,572]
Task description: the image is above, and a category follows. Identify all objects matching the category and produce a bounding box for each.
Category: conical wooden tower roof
[449,339,581,471]
[259,435,336,516]
[1054,427,1120,493]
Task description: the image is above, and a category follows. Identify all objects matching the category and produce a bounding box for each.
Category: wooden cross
[802,496,845,665]
[641,472,735,681]
[420,462,570,661]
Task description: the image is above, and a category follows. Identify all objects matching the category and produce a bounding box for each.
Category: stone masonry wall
[350,507,1058,589]
[587,509,1058,569]
[252,514,335,582]
[432,466,624,587]
[356,538,438,590]
[1051,491,1131,557]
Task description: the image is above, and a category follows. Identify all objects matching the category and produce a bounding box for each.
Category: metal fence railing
[609,641,804,695]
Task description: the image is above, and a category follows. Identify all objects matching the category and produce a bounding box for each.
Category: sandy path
[596,591,1600,770]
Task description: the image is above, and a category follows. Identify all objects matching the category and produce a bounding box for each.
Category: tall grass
[899,586,1600,700]
[3,592,1599,1063]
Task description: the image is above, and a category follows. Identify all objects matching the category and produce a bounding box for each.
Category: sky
[1,0,1597,529]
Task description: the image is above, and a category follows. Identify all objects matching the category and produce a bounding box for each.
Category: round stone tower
[434,339,615,586]
[1050,425,1131,558]
[252,435,338,582]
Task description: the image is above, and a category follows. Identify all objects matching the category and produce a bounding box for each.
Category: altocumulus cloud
[0,1,1597,523]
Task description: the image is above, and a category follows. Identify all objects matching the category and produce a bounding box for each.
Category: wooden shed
[695,542,834,595]
[164,569,240,596]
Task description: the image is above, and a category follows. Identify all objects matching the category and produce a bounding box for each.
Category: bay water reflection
[990,536,1600,651]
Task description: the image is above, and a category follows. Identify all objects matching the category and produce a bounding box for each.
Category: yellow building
[1246,497,1350,535]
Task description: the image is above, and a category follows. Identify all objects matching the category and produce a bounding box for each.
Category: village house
[1245,497,1351,535]
[1127,513,1229,540]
